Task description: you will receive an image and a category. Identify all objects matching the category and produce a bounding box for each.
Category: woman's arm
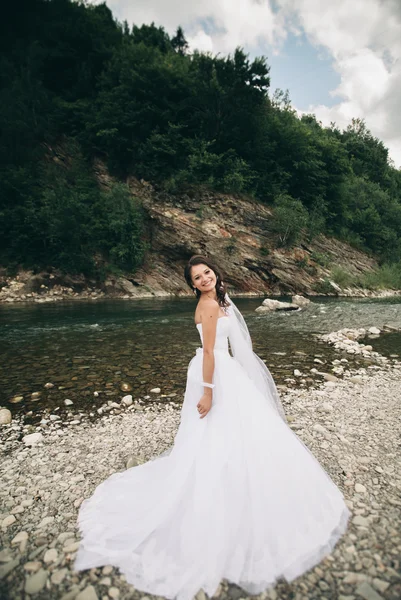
[200,300,219,392]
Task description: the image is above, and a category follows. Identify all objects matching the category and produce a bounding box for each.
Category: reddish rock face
[0,174,380,302]
[113,178,378,298]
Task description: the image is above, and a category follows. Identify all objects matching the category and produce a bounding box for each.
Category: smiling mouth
[203,280,212,286]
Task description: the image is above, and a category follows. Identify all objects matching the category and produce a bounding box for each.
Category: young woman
[74,254,350,600]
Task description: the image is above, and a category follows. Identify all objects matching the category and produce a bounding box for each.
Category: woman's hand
[197,392,212,419]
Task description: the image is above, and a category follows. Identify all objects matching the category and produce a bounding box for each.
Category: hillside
[0,157,390,302]
[1,0,401,300]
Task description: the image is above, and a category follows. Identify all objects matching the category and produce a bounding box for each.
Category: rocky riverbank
[1,352,400,600]
[2,172,401,303]
[1,267,401,305]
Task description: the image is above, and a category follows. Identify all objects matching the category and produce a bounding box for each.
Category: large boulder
[256,295,311,312]
[256,299,300,312]
[291,295,310,308]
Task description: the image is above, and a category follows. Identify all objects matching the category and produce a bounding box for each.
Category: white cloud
[280,0,401,167]
[187,30,214,53]
[103,0,287,53]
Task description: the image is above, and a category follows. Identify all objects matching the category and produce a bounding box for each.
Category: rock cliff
[0,160,385,302]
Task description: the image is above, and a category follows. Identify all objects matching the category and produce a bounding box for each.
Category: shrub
[330,267,355,288]
[271,194,309,248]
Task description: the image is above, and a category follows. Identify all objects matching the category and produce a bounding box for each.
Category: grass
[326,263,401,291]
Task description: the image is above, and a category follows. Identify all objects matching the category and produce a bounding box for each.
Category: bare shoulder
[196,299,220,323]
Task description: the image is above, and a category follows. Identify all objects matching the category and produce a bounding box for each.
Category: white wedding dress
[74,315,350,600]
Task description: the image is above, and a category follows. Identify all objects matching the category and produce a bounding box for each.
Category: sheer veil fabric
[224,292,287,423]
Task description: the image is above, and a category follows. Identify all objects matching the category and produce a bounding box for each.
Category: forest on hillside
[2,0,401,281]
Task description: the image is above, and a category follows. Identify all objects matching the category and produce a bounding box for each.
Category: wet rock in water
[291,295,311,308]
[0,408,12,424]
[119,382,132,392]
[150,387,161,393]
[44,382,54,389]
[64,398,73,405]
[368,327,381,335]
[9,395,24,404]
[256,299,299,312]
[382,324,399,332]
[257,295,310,313]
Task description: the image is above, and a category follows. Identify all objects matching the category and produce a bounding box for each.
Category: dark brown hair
[184,255,230,309]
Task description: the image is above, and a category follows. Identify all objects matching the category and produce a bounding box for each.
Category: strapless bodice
[196,316,230,352]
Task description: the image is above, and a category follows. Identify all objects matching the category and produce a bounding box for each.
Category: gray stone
[291,295,310,308]
[76,585,99,600]
[355,581,384,600]
[22,432,43,446]
[51,568,68,585]
[372,579,390,593]
[0,408,12,425]
[0,558,20,579]
[353,515,370,527]
[25,568,48,594]
[2,515,16,528]
[355,483,367,493]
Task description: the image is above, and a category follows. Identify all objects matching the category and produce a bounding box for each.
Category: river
[1,296,401,422]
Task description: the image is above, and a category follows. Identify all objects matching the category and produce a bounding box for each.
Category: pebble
[22,432,43,446]
[355,483,366,494]
[76,585,99,600]
[24,568,48,594]
[51,567,69,584]
[1,360,400,600]
[355,581,384,600]
[44,547,58,563]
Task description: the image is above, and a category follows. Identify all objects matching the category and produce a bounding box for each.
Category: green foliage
[259,245,270,257]
[93,184,147,272]
[358,264,401,290]
[1,0,401,276]
[271,194,309,248]
[335,175,401,261]
[330,267,355,288]
[225,237,237,256]
[310,251,331,267]
[312,278,336,294]
[314,264,401,291]
[295,257,309,269]
[0,144,146,276]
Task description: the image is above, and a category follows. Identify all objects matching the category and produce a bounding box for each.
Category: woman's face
[191,263,217,293]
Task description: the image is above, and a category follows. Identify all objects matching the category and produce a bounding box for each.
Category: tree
[270,194,309,247]
[171,26,189,55]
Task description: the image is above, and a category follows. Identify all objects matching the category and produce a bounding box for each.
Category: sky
[88,0,401,169]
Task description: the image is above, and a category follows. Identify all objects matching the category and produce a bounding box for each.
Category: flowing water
[1,296,401,422]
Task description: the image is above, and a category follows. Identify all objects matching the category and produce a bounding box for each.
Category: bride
[74,254,351,600]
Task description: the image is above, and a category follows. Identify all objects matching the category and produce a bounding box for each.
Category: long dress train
[74,315,350,600]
